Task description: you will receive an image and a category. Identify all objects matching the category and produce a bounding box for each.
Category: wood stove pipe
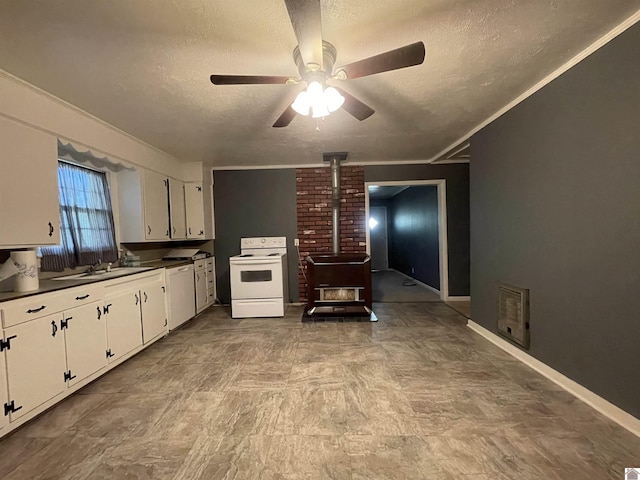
[323,152,348,255]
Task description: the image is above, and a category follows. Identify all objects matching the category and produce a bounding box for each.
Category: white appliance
[166,263,196,330]
[230,236,288,318]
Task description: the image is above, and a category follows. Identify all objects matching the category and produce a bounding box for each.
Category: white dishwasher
[166,264,196,330]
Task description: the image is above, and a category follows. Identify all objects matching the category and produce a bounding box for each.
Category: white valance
[57,140,135,172]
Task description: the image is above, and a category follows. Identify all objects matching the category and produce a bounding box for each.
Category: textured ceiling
[0,1,638,167]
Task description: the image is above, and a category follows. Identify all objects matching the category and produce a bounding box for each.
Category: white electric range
[229,236,288,318]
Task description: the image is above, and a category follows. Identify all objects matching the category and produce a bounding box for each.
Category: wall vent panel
[497,283,530,349]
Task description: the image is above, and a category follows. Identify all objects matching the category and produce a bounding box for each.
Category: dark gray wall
[471,23,640,417]
[365,164,470,296]
[213,169,298,304]
[389,186,440,289]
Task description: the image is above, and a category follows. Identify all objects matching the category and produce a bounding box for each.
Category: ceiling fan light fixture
[324,86,345,113]
[291,90,311,116]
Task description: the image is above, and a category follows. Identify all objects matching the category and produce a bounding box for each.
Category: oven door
[230,258,283,299]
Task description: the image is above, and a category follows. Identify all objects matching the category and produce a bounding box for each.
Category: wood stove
[305,253,372,316]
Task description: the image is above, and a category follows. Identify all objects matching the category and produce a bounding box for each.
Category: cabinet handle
[161,286,166,293]
[51,321,57,337]
[27,305,46,314]
[166,229,169,237]
[148,225,151,235]
[172,226,176,235]
[104,303,112,314]
[196,186,202,192]
[97,307,101,320]
[75,294,90,300]
[196,273,200,282]
[143,291,148,303]
[48,222,54,237]
[164,319,168,327]
[135,293,139,305]
[199,230,204,236]
[188,227,192,235]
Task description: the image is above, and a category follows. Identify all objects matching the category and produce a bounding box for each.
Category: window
[41,161,118,271]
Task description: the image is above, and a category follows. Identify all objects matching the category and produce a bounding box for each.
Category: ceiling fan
[209,0,426,128]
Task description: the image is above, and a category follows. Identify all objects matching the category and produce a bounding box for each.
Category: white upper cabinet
[168,178,186,239]
[0,117,60,247]
[117,168,169,242]
[185,182,214,239]
[143,170,170,241]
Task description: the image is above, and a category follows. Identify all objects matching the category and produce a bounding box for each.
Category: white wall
[0,70,183,178]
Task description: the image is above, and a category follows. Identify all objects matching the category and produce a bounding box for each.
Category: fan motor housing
[293,41,337,77]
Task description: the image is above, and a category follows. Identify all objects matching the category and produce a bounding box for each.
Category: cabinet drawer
[194,260,206,270]
[2,292,67,328]
[57,285,104,309]
[1,285,104,328]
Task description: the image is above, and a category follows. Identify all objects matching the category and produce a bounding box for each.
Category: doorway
[365,180,449,301]
[369,206,388,271]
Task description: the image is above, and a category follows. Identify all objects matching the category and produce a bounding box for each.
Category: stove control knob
[261,238,266,243]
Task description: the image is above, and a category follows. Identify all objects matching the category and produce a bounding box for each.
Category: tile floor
[1,302,638,479]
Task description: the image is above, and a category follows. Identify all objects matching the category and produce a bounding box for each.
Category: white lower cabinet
[2,313,67,421]
[104,289,144,363]
[195,263,208,313]
[63,301,108,387]
[0,347,7,431]
[140,279,167,343]
[0,269,168,437]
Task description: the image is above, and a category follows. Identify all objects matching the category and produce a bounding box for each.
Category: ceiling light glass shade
[324,87,345,113]
[291,81,344,119]
[306,81,328,118]
[291,90,310,116]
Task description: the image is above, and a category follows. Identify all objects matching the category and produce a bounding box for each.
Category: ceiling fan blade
[336,41,425,80]
[284,0,323,70]
[210,74,292,85]
[333,87,375,121]
[273,104,297,128]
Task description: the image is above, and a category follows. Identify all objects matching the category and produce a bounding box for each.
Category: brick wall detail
[295,165,366,301]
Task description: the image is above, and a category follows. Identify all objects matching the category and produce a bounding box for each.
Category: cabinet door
[205,260,215,307]
[0,343,7,430]
[3,313,66,421]
[185,182,205,239]
[195,268,208,312]
[140,280,167,343]
[0,117,59,247]
[105,290,143,363]
[63,301,108,387]
[143,170,169,240]
[168,179,186,239]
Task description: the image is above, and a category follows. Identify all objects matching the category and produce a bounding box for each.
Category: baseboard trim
[467,320,640,438]
[446,296,470,301]
[391,269,442,297]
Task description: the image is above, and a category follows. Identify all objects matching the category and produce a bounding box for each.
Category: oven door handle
[232,259,281,265]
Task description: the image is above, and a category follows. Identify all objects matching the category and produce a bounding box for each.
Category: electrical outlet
[294,238,299,246]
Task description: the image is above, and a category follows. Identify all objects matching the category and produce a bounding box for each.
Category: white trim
[447,296,471,301]
[391,268,440,295]
[430,9,640,163]
[467,320,640,439]
[365,179,449,301]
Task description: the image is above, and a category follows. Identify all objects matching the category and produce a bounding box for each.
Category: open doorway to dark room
[366,182,445,303]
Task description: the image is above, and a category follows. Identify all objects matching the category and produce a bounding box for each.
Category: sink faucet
[86,258,102,274]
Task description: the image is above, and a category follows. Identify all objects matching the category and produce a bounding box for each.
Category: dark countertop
[0,264,165,303]
[142,259,193,269]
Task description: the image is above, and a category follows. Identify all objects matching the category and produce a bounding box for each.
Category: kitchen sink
[52,266,154,281]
